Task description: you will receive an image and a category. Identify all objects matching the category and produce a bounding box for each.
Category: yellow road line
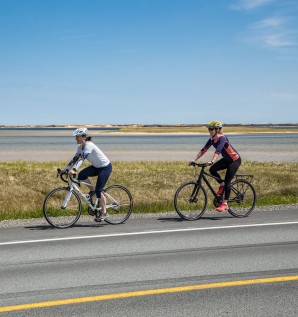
[1,275,298,313]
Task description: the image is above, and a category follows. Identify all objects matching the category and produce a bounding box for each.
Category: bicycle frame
[66,178,120,212]
[193,164,254,204]
[174,163,256,220]
[194,165,224,199]
[43,169,133,228]
[66,181,97,210]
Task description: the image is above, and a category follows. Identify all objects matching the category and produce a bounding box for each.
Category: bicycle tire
[104,184,133,224]
[228,179,256,217]
[174,181,208,220]
[43,187,82,228]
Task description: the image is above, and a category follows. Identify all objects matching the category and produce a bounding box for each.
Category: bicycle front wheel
[174,181,208,220]
[228,179,256,217]
[43,187,82,228]
[104,185,133,224]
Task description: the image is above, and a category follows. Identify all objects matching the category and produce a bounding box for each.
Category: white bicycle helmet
[73,127,89,136]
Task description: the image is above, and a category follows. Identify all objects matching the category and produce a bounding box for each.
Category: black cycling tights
[78,163,112,198]
[209,157,241,200]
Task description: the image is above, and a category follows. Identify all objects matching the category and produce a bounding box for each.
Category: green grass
[0,161,297,221]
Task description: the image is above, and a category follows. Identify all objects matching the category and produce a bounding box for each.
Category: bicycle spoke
[43,187,82,228]
[174,181,207,220]
[104,185,133,224]
[228,180,256,217]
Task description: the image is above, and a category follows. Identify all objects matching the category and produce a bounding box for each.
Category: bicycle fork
[61,187,73,209]
[189,183,201,203]
[189,171,205,203]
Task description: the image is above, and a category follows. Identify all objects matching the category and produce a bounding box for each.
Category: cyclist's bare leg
[98,194,107,214]
[93,193,107,222]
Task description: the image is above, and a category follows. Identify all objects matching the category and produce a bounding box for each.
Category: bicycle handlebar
[56,168,80,184]
[189,161,212,168]
[56,168,68,183]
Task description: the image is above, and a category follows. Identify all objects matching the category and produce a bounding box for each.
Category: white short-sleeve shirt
[76,141,110,168]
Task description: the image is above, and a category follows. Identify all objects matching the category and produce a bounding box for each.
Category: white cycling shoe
[94,212,108,222]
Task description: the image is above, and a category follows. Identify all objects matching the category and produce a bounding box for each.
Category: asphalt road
[0,209,298,316]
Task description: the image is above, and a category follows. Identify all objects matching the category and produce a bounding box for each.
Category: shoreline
[1,129,297,162]
[1,123,298,136]
[92,131,298,136]
[1,123,298,128]
[1,130,298,137]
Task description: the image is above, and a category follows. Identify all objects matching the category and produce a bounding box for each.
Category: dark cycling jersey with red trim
[199,134,240,162]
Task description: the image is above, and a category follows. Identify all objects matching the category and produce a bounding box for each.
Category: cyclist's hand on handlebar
[67,169,77,177]
[188,160,197,166]
[205,161,213,166]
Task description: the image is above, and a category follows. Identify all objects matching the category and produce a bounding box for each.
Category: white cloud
[249,17,297,48]
[249,16,298,48]
[231,0,276,11]
[264,33,295,47]
[252,17,283,29]
[232,1,298,53]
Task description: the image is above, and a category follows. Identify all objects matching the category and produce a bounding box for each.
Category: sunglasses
[208,128,215,131]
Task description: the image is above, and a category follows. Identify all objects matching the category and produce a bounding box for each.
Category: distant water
[0,129,297,162]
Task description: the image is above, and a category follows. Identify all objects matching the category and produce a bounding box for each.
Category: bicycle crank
[213,197,222,208]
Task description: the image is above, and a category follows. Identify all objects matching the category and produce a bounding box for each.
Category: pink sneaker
[216,202,229,212]
[216,185,224,196]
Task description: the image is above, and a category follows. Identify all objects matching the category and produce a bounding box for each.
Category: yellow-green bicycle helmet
[207,120,223,129]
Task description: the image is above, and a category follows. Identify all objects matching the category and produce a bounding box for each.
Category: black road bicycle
[174,162,256,220]
[43,169,133,228]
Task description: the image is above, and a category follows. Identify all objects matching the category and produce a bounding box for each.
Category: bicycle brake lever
[57,168,61,178]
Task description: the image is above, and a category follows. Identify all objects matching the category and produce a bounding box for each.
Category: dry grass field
[0,160,297,221]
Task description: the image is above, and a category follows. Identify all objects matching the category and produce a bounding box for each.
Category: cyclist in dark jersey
[190,120,241,212]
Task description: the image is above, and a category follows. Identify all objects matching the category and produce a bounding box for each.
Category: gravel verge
[0,204,297,229]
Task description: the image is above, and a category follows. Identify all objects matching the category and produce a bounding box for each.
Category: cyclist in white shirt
[62,128,112,222]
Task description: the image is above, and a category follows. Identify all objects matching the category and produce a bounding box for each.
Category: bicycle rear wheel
[43,187,82,228]
[228,179,256,217]
[174,181,208,220]
[104,185,133,224]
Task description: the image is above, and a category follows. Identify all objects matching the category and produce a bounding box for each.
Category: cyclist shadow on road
[157,214,234,222]
[25,223,108,230]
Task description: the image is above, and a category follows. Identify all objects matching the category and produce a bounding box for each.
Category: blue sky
[0,0,298,125]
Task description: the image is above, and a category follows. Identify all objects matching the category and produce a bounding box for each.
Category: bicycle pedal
[94,217,102,222]
[87,207,96,216]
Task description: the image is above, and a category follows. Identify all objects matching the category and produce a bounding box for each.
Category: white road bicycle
[43,169,133,228]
